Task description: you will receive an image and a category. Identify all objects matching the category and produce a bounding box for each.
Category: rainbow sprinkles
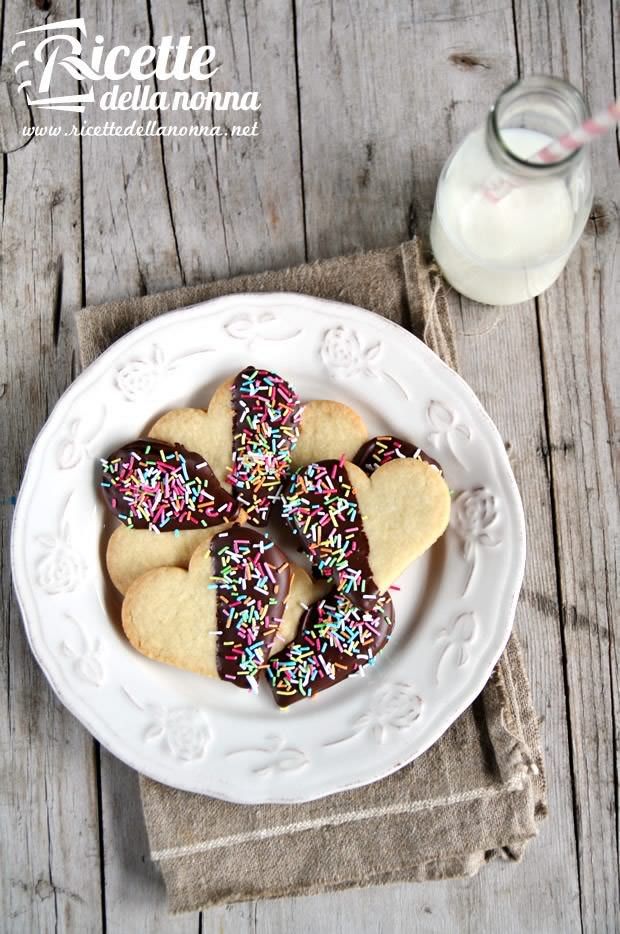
[99,363,453,705]
[267,589,394,706]
[100,439,239,531]
[281,459,379,606]
[229,366,301,526]
[210,528,291,689]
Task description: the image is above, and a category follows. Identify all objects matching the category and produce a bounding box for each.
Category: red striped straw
[483,98,620,202]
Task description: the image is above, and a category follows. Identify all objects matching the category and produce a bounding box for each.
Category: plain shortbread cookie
[122,532,327,677]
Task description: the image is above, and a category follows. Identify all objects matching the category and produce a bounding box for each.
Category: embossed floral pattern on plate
[60,615,105,687]
[321,326,411,400]
[115,343,215,402]
[326,683,424,747]
[36,496,86,594]
[451,488,501,595]
[124,690,211,762]
[435,612,478,684]
[224,310,302,349]
[56,406,107,470]
[12,293,525,802]
[225,734,309,775]
[426,399,472,468]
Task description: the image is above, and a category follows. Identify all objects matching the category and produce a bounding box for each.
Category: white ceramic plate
[12,293,525,803]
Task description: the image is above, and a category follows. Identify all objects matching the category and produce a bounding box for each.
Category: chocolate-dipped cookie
[100,438,240,530]
[122,527,323,689]
[354,435,442,475]
[106,371,370,594]
[228,366,301,524]
[267,589,394,706]
[281,457,451,606]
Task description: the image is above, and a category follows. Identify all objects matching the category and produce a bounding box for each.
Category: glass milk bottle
[430,76,593,305]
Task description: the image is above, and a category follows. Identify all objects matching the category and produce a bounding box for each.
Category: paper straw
[483,98,620,202]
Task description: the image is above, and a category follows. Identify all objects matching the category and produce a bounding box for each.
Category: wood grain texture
[0,63,31,152]
[80,0,183,302]
[1,0,617,931]
[99,751,197,934]
[78,1,304,931]
[78,1,198,929]
[513,1,620,930]
[297,0,515,259]
[288,1,581,929]
[135,0,305,286]
[198,0,305,276]
[0,3,102,933]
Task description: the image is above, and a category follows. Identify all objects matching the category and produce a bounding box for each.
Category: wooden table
[1,1,617,931]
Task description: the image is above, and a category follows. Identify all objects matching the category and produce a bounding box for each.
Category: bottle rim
[487,75,590,178]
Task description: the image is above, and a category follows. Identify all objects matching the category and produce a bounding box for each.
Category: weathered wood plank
[145,0,305,283]
[80,0,183,303]
[77,1,198,929]
[78,1,303,930]
[298,0,515,260]
[3,0,615,931]
[0,3,102,932]
[513,1,620,930]
[0,62,31,152]
[100,751,198,934]
[242,1,582,931]
[198,0,305,276]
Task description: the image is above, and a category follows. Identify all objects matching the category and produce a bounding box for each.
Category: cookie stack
[99,366,450,706]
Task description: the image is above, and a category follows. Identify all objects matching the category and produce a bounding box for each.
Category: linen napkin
[75,239,546,912]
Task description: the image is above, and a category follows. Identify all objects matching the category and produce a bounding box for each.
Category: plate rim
[11,291,526,802]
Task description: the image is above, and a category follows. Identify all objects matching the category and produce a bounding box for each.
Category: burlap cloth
[75,239,546,912]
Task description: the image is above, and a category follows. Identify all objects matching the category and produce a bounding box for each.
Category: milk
[431,127,581,305]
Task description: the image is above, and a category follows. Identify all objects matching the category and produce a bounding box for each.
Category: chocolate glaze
[211,527,291,689]
[280,460,379,608]
[267,589,394,706]
[100,438,240,530]
[354,435,442,475]
[229,366,301,526]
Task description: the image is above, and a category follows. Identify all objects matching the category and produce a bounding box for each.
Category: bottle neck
[485,76,588,180]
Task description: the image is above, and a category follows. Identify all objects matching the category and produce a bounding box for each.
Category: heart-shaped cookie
[106,526,214,596]
[281,457,450,604]
[149,379,234,491]
[152,366,302,526]
[122,527,326,688]
[150,382,369,506]
[267,589,394,706]
[100,438,240,529]
[107,383,369,594]
[354,435,442,475]
[291,400,368,468]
